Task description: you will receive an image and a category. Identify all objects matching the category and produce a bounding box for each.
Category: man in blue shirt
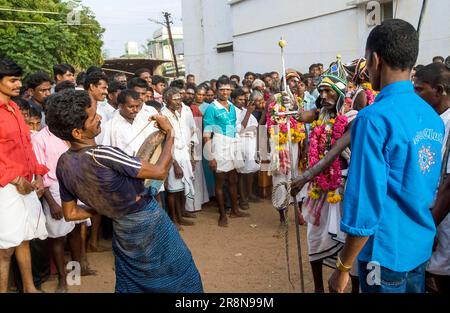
[203,76,249,227]
[328,19,445,293]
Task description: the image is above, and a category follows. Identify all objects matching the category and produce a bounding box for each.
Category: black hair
[134,68,152,77]
[53,63,75,81]
[19,85,28,97]
[147,86,154,93]
[270,71,279,76]
[186,83,196,91]
[194,85,207,94]
[83,71,109,90]
[230,74,240,82]
[108,80,123,93]
[170,79,185,89]
[127,77,148,89]
[152,75,166,85]
[29,106,41,119]
[415,62,450,93]
[309,63,319,72]
[317,63,323,67]
[114,72,127,78]
[244,72,255,79]
[117,89,140,105]
[230,80,238,89]
[231,87,245,100]
[76,71,86,86]
[46,90,93,141]
[12,97,29,111]
[432,56,445,63]
[366,19,418,71]
[25,71,53,90]
[0,58,23,79]
[54,80,76,93]
[216,76,231,89]
[186,74,195,79]
[146,100,163,112]
[86,66,103,75]
[413,64,425,72]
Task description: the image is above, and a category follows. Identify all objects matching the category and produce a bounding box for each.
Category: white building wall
[183,0,234,82]
[183,0,450,80]
[232,7,361,76]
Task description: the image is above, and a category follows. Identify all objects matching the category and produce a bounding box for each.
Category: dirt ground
[42,199,339,293]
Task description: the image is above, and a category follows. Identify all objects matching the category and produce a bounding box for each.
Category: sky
[81,0,182,58]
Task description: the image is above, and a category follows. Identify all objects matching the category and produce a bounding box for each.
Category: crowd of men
[0,19,449,293]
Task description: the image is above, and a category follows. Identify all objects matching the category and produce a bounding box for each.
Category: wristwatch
[336,256,352,273]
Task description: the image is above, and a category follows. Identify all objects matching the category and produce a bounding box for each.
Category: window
[381,1,393,21]
[216,42,233,53]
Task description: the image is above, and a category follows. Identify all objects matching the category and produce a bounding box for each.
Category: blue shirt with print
[203,100,237,138]
[342,80,444,272]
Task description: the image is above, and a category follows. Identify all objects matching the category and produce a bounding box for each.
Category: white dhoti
[269,142,302,210]
[0,184,47,249]
[42,183,76,238]
[237,134,260,174]
[167,157,195,211]
[188,160,209,212]
[212,133,244,173]
[304,196,344,263]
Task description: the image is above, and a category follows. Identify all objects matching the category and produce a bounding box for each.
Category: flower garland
[308,113,348,203]
[361,82,378,104]
[267,95,306,151]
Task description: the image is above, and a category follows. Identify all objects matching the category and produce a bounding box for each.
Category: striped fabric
[112,187,203,293]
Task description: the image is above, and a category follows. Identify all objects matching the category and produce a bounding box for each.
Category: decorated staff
[270,38,306,293]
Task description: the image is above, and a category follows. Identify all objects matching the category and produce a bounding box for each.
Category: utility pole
[162,11,180,78]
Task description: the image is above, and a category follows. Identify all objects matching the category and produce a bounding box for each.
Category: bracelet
[336,256,352,273]
[303,170,312,180]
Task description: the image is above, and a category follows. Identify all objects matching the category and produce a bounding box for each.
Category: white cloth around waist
[0,184,47,249]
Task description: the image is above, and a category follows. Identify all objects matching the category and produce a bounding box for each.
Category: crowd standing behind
[0,18,449,293]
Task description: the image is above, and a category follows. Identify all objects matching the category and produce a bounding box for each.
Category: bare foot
[23,287,44,293]
[229,210,250,218]
[87,243,110,253]
[182,212,197,219]
[55,281,68,293]
[218,216,228,227]
[239,203,250,210]
[81,267,97,276]
[248,194,261,202]
[178,217,195,226]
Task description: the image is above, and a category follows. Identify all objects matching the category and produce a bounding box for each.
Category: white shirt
[102,110,158,157]
[236,107,258,137]
[161,106,191,162]
[96,100,116,145]
[427,107,450,276]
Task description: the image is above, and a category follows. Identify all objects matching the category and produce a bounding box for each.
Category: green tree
[0,0,104,76]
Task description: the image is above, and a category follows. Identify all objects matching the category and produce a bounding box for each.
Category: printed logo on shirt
[418,145,436,174]
[413,128,443,145]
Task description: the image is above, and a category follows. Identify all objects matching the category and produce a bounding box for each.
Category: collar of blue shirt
[376,80,413,101]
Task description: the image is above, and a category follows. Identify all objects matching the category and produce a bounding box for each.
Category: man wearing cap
[295,57,359,293]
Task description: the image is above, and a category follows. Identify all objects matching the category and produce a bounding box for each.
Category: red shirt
[0,99,48,187]
[190,104,203,129]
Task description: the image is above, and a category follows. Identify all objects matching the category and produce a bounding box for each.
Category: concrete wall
[183,0,234,82]
[232,5,361,76]
[183,0,450,80]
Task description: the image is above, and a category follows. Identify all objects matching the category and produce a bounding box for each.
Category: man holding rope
[46,89,203,293]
